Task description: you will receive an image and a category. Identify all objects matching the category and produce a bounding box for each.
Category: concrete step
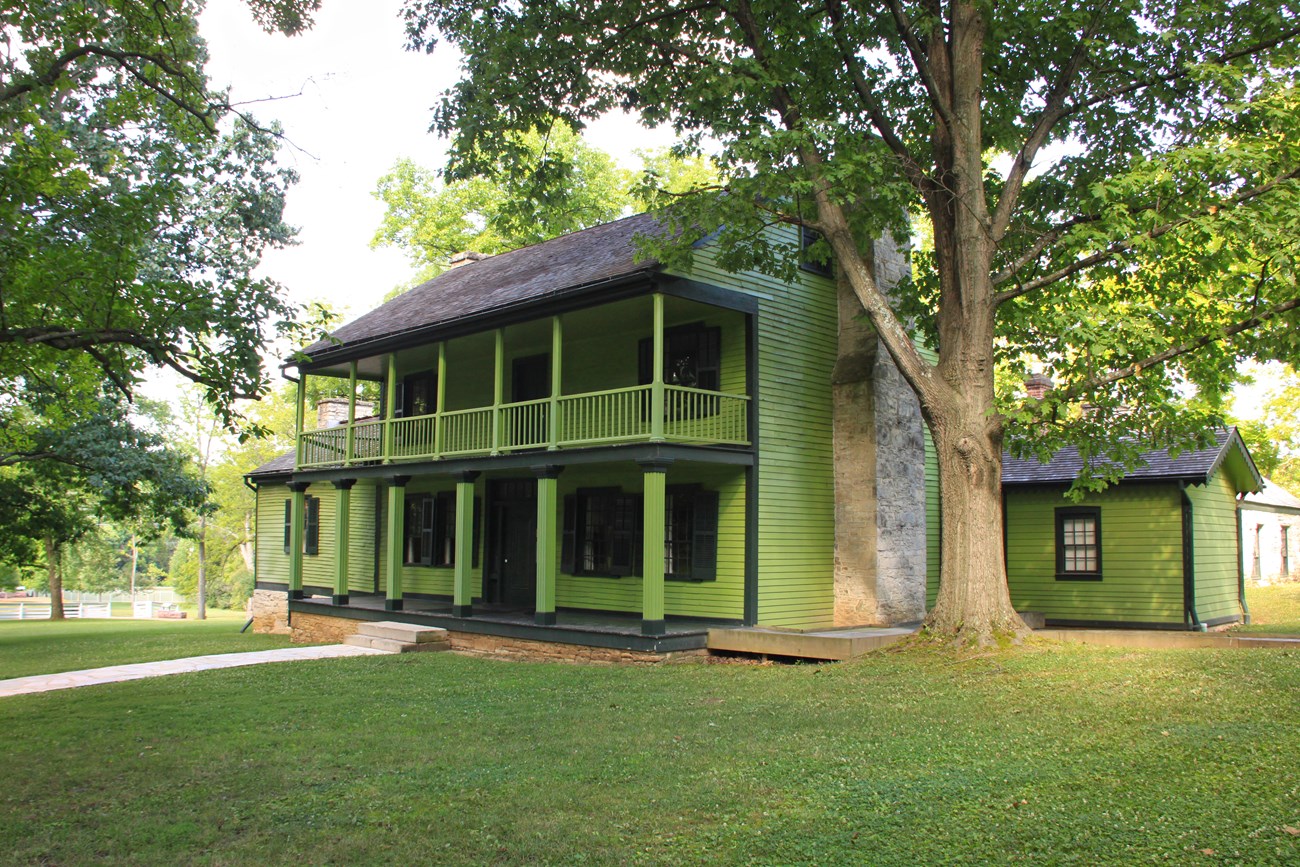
[343,634,448,653]
[357,621,450,644]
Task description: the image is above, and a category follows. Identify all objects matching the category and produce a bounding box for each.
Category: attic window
[800,227,832,277]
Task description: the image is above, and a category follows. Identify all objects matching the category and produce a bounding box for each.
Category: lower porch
[290,592,726,654]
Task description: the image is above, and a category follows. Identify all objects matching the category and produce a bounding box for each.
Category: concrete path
[0,644,388,699]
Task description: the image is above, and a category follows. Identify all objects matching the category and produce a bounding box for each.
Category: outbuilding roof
[1242,480,1300,512]
[301,212,665,361]
[1002,427,1264,493]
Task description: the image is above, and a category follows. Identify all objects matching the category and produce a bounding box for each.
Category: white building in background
[1240,480,1300,583]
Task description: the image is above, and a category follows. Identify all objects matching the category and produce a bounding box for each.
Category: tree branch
[991,213,1102,285]
[882,0,957,134]
[990,16,1102,241]
[1059,295,1300,399]
[994,167,1300,304]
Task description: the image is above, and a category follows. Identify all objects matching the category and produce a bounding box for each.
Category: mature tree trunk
[45,535,63,620]
[197,517,208,620]
[239,513,255,574]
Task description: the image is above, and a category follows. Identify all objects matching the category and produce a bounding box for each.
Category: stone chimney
[1024,372,1053,400]
[448,251,490,269]
[316,398,376,429]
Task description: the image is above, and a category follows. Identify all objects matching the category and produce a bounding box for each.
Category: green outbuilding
[999,429,1263,630]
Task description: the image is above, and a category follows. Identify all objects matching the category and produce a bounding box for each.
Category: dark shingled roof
[302,212,665,358]
[248,451,295,478]
[1002,427,1262,490]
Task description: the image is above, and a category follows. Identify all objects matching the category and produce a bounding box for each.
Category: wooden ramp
[707,625,918,661]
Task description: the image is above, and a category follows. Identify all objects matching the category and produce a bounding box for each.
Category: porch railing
[296,384,750,468]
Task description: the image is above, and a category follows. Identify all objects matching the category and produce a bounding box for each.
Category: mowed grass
[2,643,1298,865]
[0,611,294,679]
[1239,582,1300,634]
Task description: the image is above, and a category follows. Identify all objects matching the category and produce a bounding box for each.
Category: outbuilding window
[1055,507,1101,580]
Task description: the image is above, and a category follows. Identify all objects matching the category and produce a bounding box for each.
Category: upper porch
[292,291,753,472]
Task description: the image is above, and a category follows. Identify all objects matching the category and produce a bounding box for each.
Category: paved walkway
[0,644,388,699]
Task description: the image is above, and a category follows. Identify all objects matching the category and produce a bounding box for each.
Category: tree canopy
[0,0,325,431]
[405,0,1300,639]
[372,125,720,287]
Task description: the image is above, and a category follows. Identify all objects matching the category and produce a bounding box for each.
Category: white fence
[0,601,114,621]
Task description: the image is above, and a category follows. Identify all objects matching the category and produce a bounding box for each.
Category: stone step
[357,621,450,644]
[343,634,449,653]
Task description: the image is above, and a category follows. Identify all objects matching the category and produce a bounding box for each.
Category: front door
[487,479,537,609]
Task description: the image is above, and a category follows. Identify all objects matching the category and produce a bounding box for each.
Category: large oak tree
[404,0,1299,640]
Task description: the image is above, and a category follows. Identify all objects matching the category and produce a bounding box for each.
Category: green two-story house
[246,214,931,653]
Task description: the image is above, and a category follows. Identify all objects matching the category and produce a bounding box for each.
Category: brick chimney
[1024,372,1053,400]
[448,251,490,269]
[316,398,375,428]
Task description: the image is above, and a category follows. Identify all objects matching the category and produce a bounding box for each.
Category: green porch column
[383,354,397,463]
[491,328,504,455]
[384,475,410,611]
[650,293,665,442]
[287,481,310,600]
[344,361,357,466]
[331,479,356,605]
[453,471,480,617]
[534,465,563,625]
[434,342,446,457]
[294,374,306,467]
[639,459,671,635]
[548,315,562,450]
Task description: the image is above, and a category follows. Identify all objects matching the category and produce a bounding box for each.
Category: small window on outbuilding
[1055,507,1101,580]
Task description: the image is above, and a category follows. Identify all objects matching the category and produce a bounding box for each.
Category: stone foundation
[285,608,704,663]
[248,588,290,635]
[290,611,362,644]
[447,631,706,664]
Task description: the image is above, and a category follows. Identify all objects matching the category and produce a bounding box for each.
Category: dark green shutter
[698,327,721,391]
[561,495,577,573]
[283,499,291,555]
[304,496,320,555]
[691,490,719,581]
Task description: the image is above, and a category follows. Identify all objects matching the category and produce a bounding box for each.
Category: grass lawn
[1,643,1298,864]
[0,610,294,680]
[1238,582,1300,634]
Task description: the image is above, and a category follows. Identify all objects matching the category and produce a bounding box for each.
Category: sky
[198,0,673,322]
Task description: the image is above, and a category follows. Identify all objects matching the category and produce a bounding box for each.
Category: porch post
[650,293,665,442]
[294,374,306,467]
[332,479,356,605]
[639,459,671,635]
[549,316,563,450]
[287,481,310,600]
[383,354,397,463]
[491,328,504,455]
[434,342,446,457]
[344,361,357,466]
[384,475,410,611]
[453,471,480,617]
[534,465,563,625]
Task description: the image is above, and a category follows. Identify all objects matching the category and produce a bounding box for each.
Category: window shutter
[394,381,405,418]
[561,495,577,574]
[637,337,653,385]
[283,499,292,555]
[304,496,320,555]
[691,490,719,581]
[420,495,434,566]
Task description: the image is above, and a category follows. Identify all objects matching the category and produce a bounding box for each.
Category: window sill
[1055,573,1103,582]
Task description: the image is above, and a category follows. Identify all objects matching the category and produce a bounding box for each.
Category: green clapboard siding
[673,228,836,628]
[554,464,746,620]
[1189,470,1244,624]
[254,480,376,592]
[1005,485,1185,625]
[375,477,485,599]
